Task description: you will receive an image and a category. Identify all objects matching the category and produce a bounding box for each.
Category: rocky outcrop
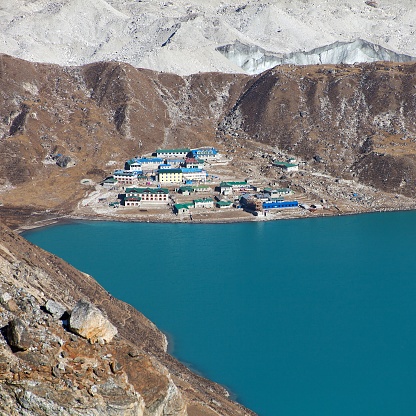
[9,103,30,136]
[55,154,72,168]
[69,300,118,344]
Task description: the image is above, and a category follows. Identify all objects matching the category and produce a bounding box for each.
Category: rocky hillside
[0,222,254,415]
[219,62,416,197]
[0,54,246,219]
[1,55,416,221]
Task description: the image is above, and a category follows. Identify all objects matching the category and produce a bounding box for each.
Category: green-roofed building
[125,187,169,203]
[178,186,194,195]
[273,161,299,172]
[216,200,233,208]
[173,202,193,214]
[193,185,211,192]
[264,187,293,199]
[101,176,118,189]
[219,181,250,195]
[193,198,214,208]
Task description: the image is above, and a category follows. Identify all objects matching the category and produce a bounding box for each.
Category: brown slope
[0,54,247,219]
[219,62,416,196]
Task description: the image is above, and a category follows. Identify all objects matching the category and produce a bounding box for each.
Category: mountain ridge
[2,0,416,75]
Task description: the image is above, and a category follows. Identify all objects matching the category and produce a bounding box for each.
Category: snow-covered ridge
[1,0,416,75]
[217,39,416,75]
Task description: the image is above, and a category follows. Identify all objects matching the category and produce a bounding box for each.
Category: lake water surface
[24,212,416,416]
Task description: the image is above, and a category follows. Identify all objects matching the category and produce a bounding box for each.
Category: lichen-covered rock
[55,155,71,168]
[45,299,66,319]
[6,318,32,351]
[69,300,117,344]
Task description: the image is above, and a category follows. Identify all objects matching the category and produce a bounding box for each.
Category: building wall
[182,172,206,182]
[125,200,141,207]
[159,172,183,183]
[263,201,299,209]
[140,193,168,202]
[157,151,188,158]
[194,201,214,208]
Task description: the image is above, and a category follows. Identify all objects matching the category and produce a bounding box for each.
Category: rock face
[69,300,118,344]
[0,223,255,415]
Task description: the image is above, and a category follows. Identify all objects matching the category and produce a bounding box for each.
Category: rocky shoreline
[10,203,416,235]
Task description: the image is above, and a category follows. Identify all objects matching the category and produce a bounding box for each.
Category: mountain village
[90,146,327,221]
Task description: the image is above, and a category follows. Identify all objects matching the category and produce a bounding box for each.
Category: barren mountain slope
[0,222,255,415]
[2,56,416,219]
[0,54,246,216]
[219,62,416,196]
[1,0,416,74]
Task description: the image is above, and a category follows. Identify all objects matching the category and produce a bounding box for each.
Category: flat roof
[273,161,298,168]
[159,169,182,174]
[216,200,232,206]
[174,203,193,209]
[220,181,248,187]
[156,148,190,153]
[194,198,214,203]
[126,187,169,194]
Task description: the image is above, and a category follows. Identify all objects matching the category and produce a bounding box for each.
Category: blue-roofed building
[158,164,172,170]
[181,168,207,182]
[133,157,164,173]
[190,147,218,160]
[262,200,299,209]
[113,170,139,185]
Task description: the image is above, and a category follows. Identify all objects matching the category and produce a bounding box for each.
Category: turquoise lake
[23,212,416,416]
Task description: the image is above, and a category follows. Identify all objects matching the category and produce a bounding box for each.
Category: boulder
[69,300,117,344]
[55,155,71,168]
[6,318,32,351]
[45,299,66,319]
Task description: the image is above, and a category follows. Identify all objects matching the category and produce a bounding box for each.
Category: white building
[181,168,207,182]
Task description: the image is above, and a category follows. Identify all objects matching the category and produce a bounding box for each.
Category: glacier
[217,39,416,75]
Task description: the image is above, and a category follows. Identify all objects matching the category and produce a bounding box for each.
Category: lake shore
[13,203,412,234]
